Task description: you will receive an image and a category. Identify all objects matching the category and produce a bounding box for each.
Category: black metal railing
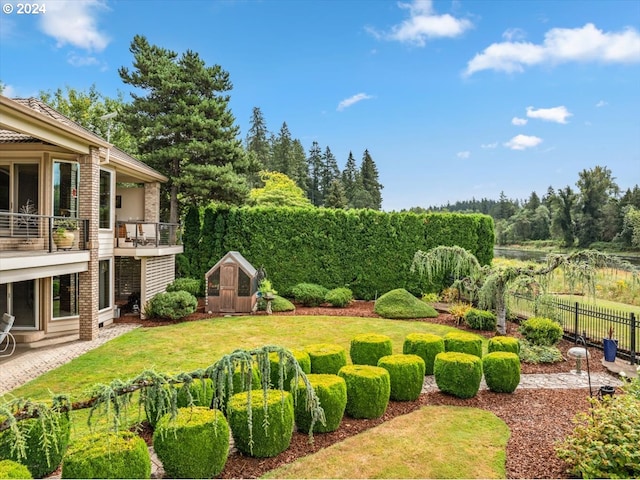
[508,293,638,364]
[0,211,89,253]
[114,221,181,248]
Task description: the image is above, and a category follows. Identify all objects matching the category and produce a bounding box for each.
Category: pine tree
[360,149,383,210]
[119,35,253,223]
[291,139,310,195]
[307,142,323,206]
[320,146,340,204]
[271,122,293,175]
[324,179,348,209]
[245,106,271,172]
[341,151,358,205]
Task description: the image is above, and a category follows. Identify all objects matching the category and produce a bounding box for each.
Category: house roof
[206,251,258,278]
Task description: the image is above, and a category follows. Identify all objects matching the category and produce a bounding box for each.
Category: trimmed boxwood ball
[338,365,390,419]
[403,333,444,375]
[294,374,347,433]
[433,352,483,399]
[0,411,70,478]
[153,407,229,479]
[0,460,32,479]
[61,431,150,479]
[483,352,521,393]
[377,354,426,401]
[228,390,294,458]
[349,333,393,366]
[488,336,520,355]
[176,378,214,408]
[374,288,438,319]
[268,350,311,390]
[305,343,348,375]
[444,331,483,358]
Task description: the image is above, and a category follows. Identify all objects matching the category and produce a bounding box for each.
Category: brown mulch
[119,300,616,479]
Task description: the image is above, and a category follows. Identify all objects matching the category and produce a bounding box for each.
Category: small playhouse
[205,251,259,314]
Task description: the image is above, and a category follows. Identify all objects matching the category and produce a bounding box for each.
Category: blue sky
[1,0,639,211]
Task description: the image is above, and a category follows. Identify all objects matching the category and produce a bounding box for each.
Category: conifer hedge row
[179,206,494,300]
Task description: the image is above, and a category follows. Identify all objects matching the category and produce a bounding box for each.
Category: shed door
[220,264,237,312]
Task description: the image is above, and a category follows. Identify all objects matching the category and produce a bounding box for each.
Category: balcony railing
[0,211,89,254]
[114,221,181,248]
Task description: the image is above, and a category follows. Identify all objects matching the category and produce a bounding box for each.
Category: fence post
[574,302,579,344]
[631,312,637,366]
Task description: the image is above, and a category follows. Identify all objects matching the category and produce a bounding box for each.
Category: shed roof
[206,251,257,278]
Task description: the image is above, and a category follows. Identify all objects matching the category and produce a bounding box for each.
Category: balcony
[114,221,182,257]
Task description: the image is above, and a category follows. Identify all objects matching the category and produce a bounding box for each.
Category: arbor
[249,171,312,208]
[119,35,253,223]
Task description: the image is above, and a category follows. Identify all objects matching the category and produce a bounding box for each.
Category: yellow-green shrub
[488,336,520,355]
[294,374,347,433]
[443,331,483,358]
[434,352,483,399]
[349,333,393,366]
[403,333,444,375]
[482,352,521,393]
[377,354,426,401]
[0,460,32,479]
[305,343,348,375]
[338,365,390,419]
[268,349,311,390]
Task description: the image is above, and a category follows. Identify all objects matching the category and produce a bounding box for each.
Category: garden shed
[205,251,258,314]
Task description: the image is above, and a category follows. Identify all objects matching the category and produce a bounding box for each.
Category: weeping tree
[411,246,638,335]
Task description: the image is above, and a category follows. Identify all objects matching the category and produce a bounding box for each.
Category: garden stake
[576,335,593,398]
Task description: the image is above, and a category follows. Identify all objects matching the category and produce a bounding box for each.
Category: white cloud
[337,93,374,111]
[369,0,473,47]
[457,151,471,159]
[39,0,110,52]
[526,106,573,124]
[1,84,17,97]
[504,134,543,150]
[67,53,101,67]
[512,117,528,126]
[596,100,608,107]
[465,23,640,75]
[481,142,498,149]
[502,28,526,42]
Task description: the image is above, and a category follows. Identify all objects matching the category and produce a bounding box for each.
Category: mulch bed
[118,300,617,478]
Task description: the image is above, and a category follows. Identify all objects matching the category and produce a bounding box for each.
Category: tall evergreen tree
[341,151,358,205]
[245,106,271,172]
[360,149,383,210]
[119,35,252,223]
[307,142,323,206]
[290,139,310,194]
[320,146,340,202]
[324,179,348,209]
[271,122,293,175]
[552,186,577,247]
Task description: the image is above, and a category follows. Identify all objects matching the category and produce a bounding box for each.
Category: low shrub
[268,349,312,390]
[338,365,390,419]
[377,354,426,401]
[166,277,202,297]
[488,336,520,355]
[294,374,347,433]
[61,431,150,479]
[0,411,70,478]
[325,287,353,308]
[464,309,497,331]
[448,303,472,325]
[349,333,393,366]
[176,378,214,408]
[440,286,460,303]
[291,283,329,307]
[421,292,440,304]
[403,333,444,375]
[519,317,563,346]
[153,407,229,479]
[256,295,295,312]
[145,291,197,320]
[482,352,521,393]
[374,288,438,319]
[443,331,483,358]
[556,378,640,479]
[228,390,294,458]
[433,352,483,399]
[519,340,563,364]
[305,343,348,375]
[0,460,32,479]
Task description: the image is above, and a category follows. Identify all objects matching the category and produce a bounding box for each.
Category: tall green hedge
[182,206,494,300]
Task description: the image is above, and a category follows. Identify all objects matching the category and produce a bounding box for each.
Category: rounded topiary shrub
[433,352,483,399]
[403,333,444,375]
[166,277,202,296]
[0,460,32,479]
[305,343,348,375]
[325,287,354,307]
[377,354,426,401]
[61,431,150,479]
[145,290,197,320]
[519,317,563,346]
[464,308,497,331]
[153,407,229,479]
[176,378,214,408]
[488,336,520,355]
[483,352,521,393]
[294,374,347,433]
[338,365,390,419]
[443,331,483,358]
[291,283,329,307]
[0,412,70,478]
[256,295,295,312]
[349,333,393,366]
[228,390,294,458]
[374,288,438,319]
[268,349,311,390]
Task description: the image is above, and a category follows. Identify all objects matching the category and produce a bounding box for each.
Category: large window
[53,161,79,218]
[99,170,111,229]
[53,273,79,318]
[99,259,111,310]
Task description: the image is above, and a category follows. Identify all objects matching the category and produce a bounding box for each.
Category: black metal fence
[508,293,638,365]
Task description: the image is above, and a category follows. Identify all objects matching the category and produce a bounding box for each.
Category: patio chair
[0,313,16,358]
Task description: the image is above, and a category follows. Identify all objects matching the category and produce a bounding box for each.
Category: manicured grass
[264,405,509,479]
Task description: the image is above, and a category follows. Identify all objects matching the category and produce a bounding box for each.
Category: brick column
[144,182,160,222]
[78,146,100,340]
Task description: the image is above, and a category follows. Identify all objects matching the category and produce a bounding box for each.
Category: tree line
[413,166,640,249]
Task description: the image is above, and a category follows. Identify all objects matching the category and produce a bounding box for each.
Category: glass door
[0,281,38,330]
